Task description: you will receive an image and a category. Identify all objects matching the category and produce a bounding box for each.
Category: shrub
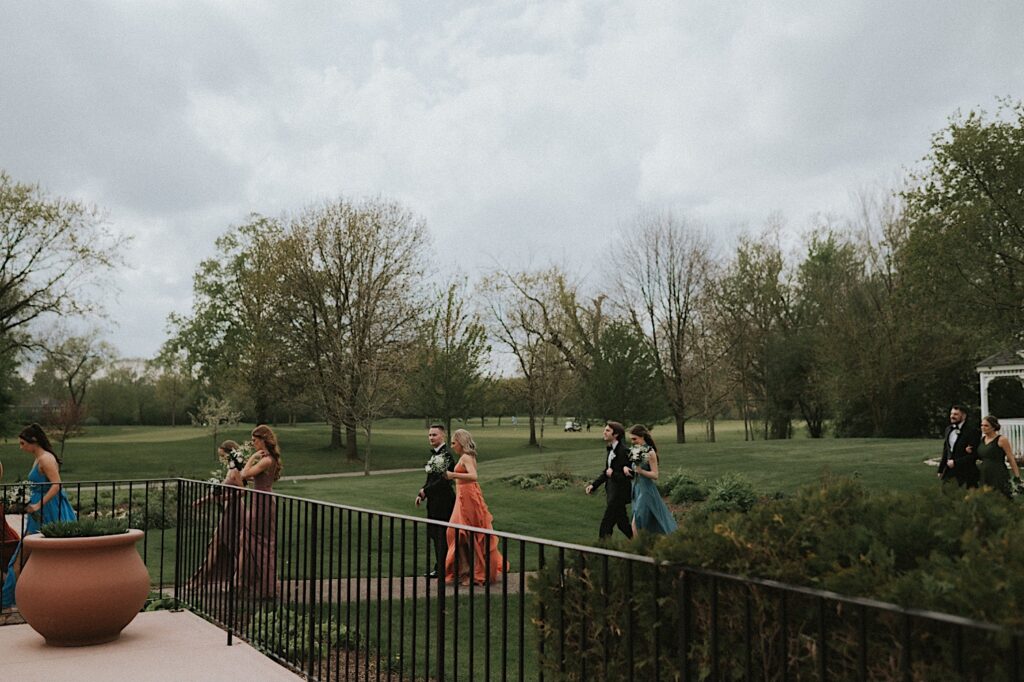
[700,474,757,513]
[502,471,584,491]
[41,516,129,537]
[658,471,708,503]
[248,607,357,662]
[532,476,1024,679]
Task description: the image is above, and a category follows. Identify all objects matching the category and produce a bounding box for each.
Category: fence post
[679,566,690,682]
[173,478,184,610]
[307,501,319,679]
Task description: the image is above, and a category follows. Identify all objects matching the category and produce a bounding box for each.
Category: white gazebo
[977,349,1024,458]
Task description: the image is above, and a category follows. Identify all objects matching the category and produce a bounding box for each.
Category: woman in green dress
[977,415,1021,497]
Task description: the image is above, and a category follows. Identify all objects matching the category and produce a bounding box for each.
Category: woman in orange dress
[444,429,507,586]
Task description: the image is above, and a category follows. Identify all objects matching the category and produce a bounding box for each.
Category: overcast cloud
[1,1,1022,358]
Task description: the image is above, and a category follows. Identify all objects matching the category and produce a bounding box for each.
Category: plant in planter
[16,516,150,646]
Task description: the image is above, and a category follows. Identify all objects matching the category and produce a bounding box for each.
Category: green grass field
[1,419,943,547]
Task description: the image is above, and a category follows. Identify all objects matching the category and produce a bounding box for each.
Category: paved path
[281,468,422,482]
[184,572,535,603]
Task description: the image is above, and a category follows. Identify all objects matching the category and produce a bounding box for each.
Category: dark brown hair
[606,421,626,442]
[20,423,59,467]
[983,415,1001,432]
[627,424,658,451]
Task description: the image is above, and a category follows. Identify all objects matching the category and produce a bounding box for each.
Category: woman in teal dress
[2,423,77,608]
[623,424,678,535]
[977,415,1021,498]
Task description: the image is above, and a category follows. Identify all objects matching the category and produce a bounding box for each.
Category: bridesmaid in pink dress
[237,424,282,598]
[189,440,246,585]
[444,429,508,586]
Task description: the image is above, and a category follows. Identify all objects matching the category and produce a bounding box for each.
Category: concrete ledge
[0,609,299,681]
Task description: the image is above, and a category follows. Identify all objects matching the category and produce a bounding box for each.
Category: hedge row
[532,476,1024,680]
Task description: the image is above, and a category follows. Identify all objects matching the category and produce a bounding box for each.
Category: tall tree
[715,226,796,439]
[279,198,429,459]
[826,190,965,436]
[901,100,1024,339]
[0,171,127,356]
[406,280,490,436]
[582,319,669,427]
[686,269,735,442]
[616,212,712,442]
[150,349,197,427]
[35,332,115,454]
[788,228,863,437]
[483,269,576,447]
[163,215,290,423]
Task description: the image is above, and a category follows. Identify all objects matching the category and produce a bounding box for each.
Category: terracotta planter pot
[16,529,150,646]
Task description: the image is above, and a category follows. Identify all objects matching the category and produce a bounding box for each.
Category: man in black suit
[585,421,633,540]
[415,423,456,578]
[937,404,980,488]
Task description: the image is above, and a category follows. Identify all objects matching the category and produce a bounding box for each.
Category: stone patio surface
[0,609,299,681]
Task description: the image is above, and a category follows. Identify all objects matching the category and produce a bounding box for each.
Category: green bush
[248,606,357,662]
[700,474,757,513]
[502,471,584,491]
[658,471,708,503]
[532,476,1024,679]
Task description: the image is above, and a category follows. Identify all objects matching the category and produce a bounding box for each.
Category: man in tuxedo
[585,421,633,540]
[414,423,456,578]
[937,405,980,488]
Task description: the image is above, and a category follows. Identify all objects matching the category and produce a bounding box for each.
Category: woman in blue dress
[2,423,77,608]
[623,424,678,536]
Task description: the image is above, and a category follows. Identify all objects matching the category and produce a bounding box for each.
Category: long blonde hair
[452,429,477,457]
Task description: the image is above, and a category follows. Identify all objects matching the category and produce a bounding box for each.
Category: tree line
[2,101,1022,454]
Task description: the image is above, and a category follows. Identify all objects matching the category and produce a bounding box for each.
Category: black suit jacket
[938,420,980,483]
[591,441,632,504]
[421,444,456,519]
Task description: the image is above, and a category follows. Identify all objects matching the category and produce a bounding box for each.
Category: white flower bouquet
[1011,476,1024,498]
[2,480,33,507]
[425,453,447,475]
[220,442,254,471]
[629,444,651,468]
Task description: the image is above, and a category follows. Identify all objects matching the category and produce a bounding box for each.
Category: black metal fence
[1,478,177,593]
[3,478,1022,681]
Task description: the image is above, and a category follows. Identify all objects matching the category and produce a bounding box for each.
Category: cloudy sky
[1,1,1022,359]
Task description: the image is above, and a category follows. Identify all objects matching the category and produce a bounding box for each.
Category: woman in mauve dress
[237,424,282,598]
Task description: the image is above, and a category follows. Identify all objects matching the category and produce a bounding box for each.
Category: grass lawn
[282,429,939,545]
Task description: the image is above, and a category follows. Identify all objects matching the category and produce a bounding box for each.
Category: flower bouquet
[629,444,651,469]
[232,442,255,470]
[425,453,447,475]
[2,480,35,513]
[220,442,254,472]
[1012,476,1024,499]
